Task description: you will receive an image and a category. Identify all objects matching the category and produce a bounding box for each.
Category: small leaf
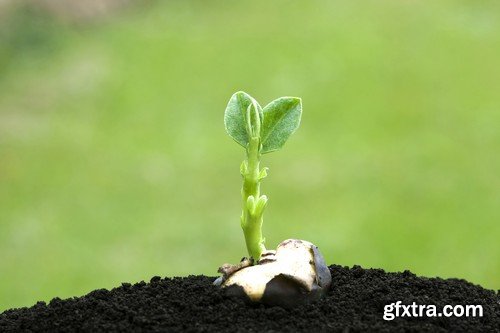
[246,195,256,214]
[254,195,268,215]
[224,91,262,148]
[240,160,248,176]
[260,97,302,154]
[248,103,262,138]
[258,167,268,180]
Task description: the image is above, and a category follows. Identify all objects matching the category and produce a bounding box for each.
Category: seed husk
[215,239,332,308]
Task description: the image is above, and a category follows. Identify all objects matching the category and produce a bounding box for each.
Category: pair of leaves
[224,91,302,154]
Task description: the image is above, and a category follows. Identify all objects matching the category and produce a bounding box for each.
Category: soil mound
[1,265,498,332]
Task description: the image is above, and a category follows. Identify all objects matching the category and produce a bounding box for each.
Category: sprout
[224,91,302,260]
[217,91,331,307]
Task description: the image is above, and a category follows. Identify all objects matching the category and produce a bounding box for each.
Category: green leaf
[260,97,302,154]
[224,91,262,148]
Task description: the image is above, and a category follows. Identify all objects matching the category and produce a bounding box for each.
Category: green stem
[240,136,267,260]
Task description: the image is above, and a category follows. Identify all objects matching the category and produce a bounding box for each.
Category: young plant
[224,91,302,261]
[217,91,331,308]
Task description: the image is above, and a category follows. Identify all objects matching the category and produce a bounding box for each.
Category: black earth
[1,265,499,332]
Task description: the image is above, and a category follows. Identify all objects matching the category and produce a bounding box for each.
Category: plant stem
[240,136,267,260]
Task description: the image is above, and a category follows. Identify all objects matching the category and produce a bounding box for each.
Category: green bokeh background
[1,0,499,311]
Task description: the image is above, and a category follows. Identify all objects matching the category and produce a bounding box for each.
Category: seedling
[224,91,302,260]
[216,91,331,307]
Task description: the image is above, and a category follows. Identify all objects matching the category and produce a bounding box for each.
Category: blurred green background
[1,0,499,311]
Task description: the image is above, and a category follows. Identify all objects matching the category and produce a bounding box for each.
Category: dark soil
[1,265,498,332]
